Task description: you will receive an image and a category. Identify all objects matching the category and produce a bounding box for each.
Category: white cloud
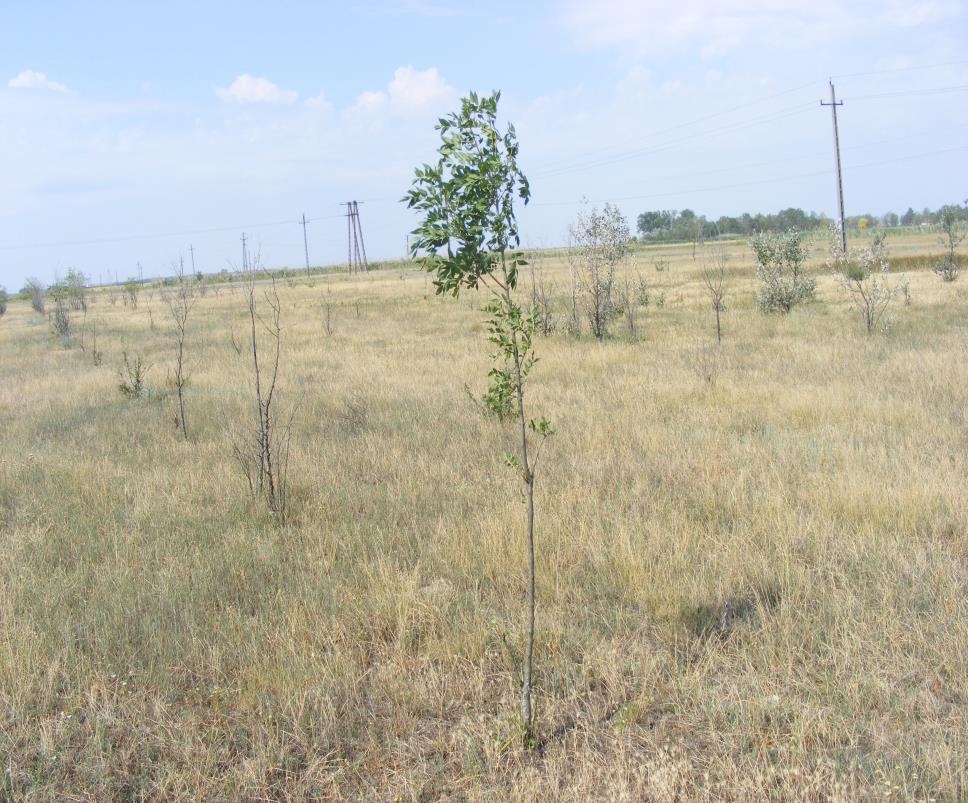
[216,74,298,104]
[8,69,70,93]
[349,66,456,119]
[562,0,964,56]
[387,65,456,113]
[304,91,333,111]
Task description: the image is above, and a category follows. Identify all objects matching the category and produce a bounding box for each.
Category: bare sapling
[567,267,581,337]
[700,239,729,343]
[529,255,556,336]
[405,91,553,747]
[232,265,295,517]
[618,278,639,340]
[166,258,197,438]
[91,319,103,366]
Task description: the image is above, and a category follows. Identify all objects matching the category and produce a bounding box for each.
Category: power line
[848,83,968,100]
[536,127,957,190]
[530,145,967,207]
[832,59,968,79]
[528,78,823,175]
[0,212,346,252]
[532,103,817,179]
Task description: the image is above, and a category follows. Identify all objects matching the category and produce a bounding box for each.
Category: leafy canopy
[404,90,530,296]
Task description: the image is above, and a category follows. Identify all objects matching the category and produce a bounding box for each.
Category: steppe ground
[1,232,965,800]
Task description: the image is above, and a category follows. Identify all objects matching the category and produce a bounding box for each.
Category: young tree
[232,265,294,517]
[124,278,140,308]
[569,203,631,339]
[749,230,815,314]
[934,205,964,282]
[166,258,197,438]
[405,91,552,746]
[831,230,905,334]
[700,240,728,343]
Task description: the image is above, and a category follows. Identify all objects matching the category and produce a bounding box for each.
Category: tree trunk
[502,267,536,746]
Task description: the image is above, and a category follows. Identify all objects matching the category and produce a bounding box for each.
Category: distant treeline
[636,203,968,242]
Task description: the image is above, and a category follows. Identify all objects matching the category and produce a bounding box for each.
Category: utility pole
[189,244,196,276]
[340,201,369,273]
[821,80,846,254]
[300,213,311,277]
[137,261,144,285]
[241,232,249,272]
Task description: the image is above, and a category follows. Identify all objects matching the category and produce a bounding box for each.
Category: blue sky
[1,0,966,288]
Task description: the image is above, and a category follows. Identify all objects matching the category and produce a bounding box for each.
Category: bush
[831,231,906,334]
[24,277,45,314]
[749,230,815,314]
[118,351,151,399]
[569,203,631,339]
[0,286,7,317]
[50,300,72,345]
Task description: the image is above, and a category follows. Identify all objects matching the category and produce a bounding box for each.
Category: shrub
[831,231,906,334]
[124,279,140,308]
[24,277,45,314]
[118,351,151,399]
[50,300,72,345]
[569,203,631,339]
[0,286,7,317]
[749,230,815,313]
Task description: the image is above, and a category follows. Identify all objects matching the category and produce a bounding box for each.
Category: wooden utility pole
[189,244,196,275]
[300,213,311,277]
[241,232,249,272]
[821,80,846,254]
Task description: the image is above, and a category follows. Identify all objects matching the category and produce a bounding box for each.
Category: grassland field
[0,231,965,800]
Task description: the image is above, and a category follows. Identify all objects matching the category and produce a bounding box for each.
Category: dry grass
[1,232,966,800]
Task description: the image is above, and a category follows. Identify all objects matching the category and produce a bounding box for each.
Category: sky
[1,0,966,289]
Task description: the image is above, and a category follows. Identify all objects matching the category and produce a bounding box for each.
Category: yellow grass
[1,232,966,800]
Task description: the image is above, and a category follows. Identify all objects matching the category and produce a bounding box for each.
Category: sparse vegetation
[0,286,7,318]
[0,230,964,799]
